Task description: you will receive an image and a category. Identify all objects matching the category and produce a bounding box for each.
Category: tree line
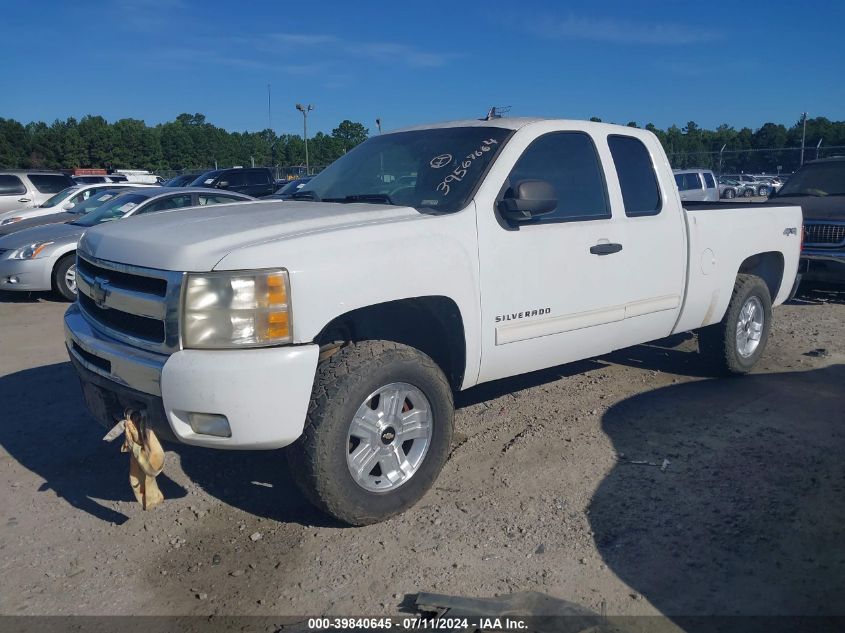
[0,113,369,174]
[605,116,845,173]
[0,112,842,174]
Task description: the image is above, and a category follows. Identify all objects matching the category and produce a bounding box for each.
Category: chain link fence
[667,145,845,175]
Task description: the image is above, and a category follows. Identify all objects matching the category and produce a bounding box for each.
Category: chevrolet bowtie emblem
[91,276,110,307]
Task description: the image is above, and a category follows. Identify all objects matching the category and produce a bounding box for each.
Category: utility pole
[800,112,808,166]
[718,144,727,174]
[267,84,272,131]
[296,103,314,174]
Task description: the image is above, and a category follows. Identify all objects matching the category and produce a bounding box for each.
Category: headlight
[11,241,54,259]
[182,269,292,348]
[1,217,23,225]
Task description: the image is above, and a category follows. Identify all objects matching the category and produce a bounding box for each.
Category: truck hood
[771,194,845,220]
[80,200,425,271]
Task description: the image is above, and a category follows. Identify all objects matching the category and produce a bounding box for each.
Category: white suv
[0,171,75,213]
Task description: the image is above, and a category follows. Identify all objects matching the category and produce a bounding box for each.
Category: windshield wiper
[290,190,321,201]
[323,194,395,205]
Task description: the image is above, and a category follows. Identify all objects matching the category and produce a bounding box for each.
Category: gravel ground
[0,286,843,622]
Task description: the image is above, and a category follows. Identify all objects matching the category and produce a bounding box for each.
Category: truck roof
[389,117,643,135]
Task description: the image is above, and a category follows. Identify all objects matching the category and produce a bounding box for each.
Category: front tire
[699,274,772,374]
[723,188,735,199]
[52,253,77,301]
[288,341,454,525]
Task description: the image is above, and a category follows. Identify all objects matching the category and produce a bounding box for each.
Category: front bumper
[65,304,320,449]
[799,249,845,285]
[0,256,53,291]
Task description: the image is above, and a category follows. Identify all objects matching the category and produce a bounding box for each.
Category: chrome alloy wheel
[736,296,764,358]
[65,264,77,295]
[346,382,433,493]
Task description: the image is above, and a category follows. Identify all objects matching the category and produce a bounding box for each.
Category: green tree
[331,120,369,152]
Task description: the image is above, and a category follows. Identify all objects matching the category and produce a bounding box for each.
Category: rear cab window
[702,172,716,188]
[0,175,26,195]
[607,135,662,217]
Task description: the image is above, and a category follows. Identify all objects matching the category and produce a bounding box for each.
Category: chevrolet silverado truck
[64,118,802,525]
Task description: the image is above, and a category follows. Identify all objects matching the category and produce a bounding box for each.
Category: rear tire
[288,340,454,525]
[699,274,772,375]
[52,253,77,302]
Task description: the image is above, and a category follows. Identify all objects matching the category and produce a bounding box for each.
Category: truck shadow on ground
[589,363,845,621]
[0,361,186,525]
[173,444,333,527]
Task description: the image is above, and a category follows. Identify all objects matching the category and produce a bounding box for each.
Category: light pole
[296,103,314,174]
[799,112,808,166]
[718,143,727,174]
[816,138,823,160]
[375,118,382,134]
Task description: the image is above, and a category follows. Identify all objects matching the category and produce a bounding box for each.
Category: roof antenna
[482,106,511,120]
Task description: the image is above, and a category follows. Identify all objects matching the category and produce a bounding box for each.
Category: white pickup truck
[65,118,802,525]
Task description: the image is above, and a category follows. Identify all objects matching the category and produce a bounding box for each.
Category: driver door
[475,129,628,383]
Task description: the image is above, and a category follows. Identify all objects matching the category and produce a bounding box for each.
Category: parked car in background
[718,176,742,199]
[162,174,198,187]
[674,169,719,201]
[0,183,155,227]
[0,170,75,213]
[0,189,133,238]
[270,176,313,199]
[189,167,275,197]
[770,156,845,286]
[722,174,770,197]
[73,175,127,185]
[0,187,255,300]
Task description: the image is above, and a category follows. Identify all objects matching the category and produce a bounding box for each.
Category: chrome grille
[804,221,845,247]
[76,252,184,354]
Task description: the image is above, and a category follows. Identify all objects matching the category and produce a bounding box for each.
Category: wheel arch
[736,251,785,300]
[313,296,467,390]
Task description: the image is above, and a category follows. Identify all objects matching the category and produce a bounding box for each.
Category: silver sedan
[0,187,255,300]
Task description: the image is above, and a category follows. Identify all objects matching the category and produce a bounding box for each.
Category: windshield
[277,178,311,195]
[776,161,845,197]
[190,170,222,187]
[71,193,149,227]
[296,127,512,213]
[39,186,78,208]
[65,189,124,215]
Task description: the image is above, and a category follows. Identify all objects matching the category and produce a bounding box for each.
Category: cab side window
[607,135,662,217]
[503,132,609,223]
[198,194,242,205]
[141,194,193,214]
[223,171,246,188]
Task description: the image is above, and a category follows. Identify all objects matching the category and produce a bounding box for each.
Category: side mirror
[63,202,75,210]
[217,181,229,189]
[498,180,557,222]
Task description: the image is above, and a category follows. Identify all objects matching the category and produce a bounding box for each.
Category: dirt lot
[1,287,843,623]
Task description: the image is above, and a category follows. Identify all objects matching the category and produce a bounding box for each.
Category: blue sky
[1,0,843,136]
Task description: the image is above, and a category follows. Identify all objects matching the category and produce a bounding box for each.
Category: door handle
[18,197,31,203]
[590,242,623,256]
